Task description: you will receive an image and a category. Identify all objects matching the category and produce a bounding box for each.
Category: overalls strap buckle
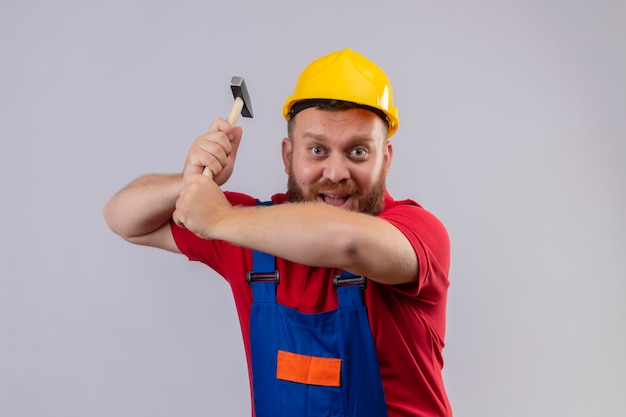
[333,272,367,289]
[246,269,280,285]
[247,244,279,286]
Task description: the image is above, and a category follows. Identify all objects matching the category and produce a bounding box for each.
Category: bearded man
[104,48,452,417]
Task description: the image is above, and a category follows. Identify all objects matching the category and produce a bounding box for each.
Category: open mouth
[319,193,351,207]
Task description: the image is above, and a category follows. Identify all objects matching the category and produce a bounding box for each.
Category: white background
[1,1,625,416]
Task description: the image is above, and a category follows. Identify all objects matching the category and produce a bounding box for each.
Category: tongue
[323,195,348,206]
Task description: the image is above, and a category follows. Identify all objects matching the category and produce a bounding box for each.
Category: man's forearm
[210,202,417,285]
[103,173,182,240]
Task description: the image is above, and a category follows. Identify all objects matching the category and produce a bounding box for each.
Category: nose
[323,153,350,183]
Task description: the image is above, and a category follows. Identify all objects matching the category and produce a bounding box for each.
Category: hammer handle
[202,97,245,178]
[227,97,244,126]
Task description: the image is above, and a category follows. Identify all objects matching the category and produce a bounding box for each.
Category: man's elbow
[102,200,138,243]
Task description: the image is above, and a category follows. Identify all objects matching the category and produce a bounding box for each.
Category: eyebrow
[301,132,376,145]
[302,132,328,142]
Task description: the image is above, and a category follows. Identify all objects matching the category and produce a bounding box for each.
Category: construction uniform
[171,191,452,416]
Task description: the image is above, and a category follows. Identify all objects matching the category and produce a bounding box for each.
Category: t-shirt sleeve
[378,202,450,300]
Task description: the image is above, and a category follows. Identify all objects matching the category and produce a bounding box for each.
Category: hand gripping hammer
[202,76,254,178]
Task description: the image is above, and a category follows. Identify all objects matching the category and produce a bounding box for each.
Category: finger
[228,126,243,153]
[192,141,229,167]
[172,194,186,228]
[191,119,244,184]
[207,118,243,151]
[196,132,232,156]
[184,133,230,177]
[206,117,239,134]
[172,208,186,229]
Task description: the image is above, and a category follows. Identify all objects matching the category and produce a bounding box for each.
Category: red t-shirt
[171,191,452,417]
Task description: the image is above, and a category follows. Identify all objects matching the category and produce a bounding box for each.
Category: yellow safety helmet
[283,48,400,137]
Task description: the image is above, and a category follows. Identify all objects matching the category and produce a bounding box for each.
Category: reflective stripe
[276,350,342,387]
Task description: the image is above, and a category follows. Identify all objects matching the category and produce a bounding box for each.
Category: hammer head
[230,76,254,118]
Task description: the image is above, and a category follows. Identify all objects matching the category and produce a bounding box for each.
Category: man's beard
[286,168,387,215]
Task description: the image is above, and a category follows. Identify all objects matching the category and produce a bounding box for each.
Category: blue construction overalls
[247,245,389,417]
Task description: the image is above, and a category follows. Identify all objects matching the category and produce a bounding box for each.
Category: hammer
[203,76,254,178]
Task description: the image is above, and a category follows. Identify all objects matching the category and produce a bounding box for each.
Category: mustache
[309,180,359,196]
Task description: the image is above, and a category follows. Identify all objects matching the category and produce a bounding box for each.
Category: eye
[311,145,326,156]
[349,147,369,159]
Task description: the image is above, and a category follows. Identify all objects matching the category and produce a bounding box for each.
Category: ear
[281,137,293,175]
[383,140,393,176]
